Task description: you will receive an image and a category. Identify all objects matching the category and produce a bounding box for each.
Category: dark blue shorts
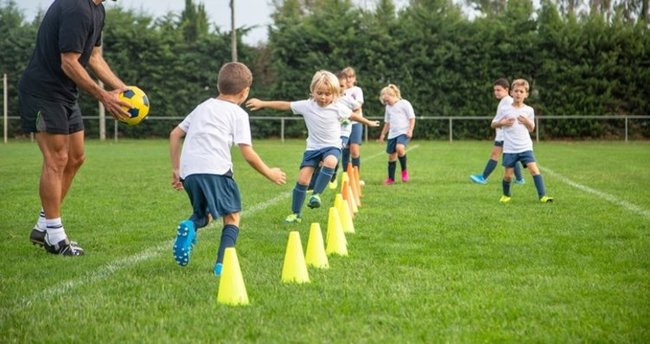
[348,123,363,145]
[300,147,341,169]
[182,174,241,228]
[386,134,410,154]
[502,151,536,168]
[19,91,84,134]
[494,140,504,147]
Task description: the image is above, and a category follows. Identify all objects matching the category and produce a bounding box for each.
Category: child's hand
[517,115,529,124]
[171,171,183,190]
[245,98,262,111]
[269,167,287,185]
[502,117,516,127]
[368,120,380,127]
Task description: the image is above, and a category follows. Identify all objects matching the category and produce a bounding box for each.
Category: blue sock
[342,148,350,170]
[388,161,396,180]
[308,167,319,190]
[533,174,547,198]
[502,179,512,197]
[398,155,407,171]
[216,224,239,264]
[482,159,498,179]
[292,183,308,214]
[514,162,523,181]
[313,166,334,194]
[352,157,360,169]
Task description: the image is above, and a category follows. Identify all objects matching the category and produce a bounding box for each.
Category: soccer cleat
[213,263,223,277]
[359,180,365,186]
[30,227,46,247]
[44,236,85,256]
[284,213,302,224]
[470,174,487,185]
[401,170,409,182]
[173,220,196,267]
[499,195,512,204]
[540,196,554,203]
[514,178,526,185]
[384,178,395,185]
[307,194,322,209]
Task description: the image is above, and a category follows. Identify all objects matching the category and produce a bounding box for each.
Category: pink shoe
[384,178,395,185]
[401,170,409,182]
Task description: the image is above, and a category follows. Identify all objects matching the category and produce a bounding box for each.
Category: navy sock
[313,166,334,194]
[398,155,407,171]
[514,162,523,181]
[482,159,498,179]
[216,224,239,264]
[533,174,547,198]
[388,161,396,180]
[502,179,512,197]
[331,162,339,182]
[308,167,319,190]
[342,149,350,171]
[352,157,360,169]
[292,183,308,214]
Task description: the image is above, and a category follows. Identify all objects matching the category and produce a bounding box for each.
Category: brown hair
[217,62,253,95]
[493,78,510,90]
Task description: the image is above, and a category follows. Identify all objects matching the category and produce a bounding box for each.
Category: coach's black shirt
[19,0,105,103]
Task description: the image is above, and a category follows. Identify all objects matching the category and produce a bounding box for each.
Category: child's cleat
[44,237,85,256]
[499,195,512,204]
[384,178,395,185]
[213,263,223,277]
[470,174,487,185]
[328,180,337,190]
[307,194,322,209]
[173,220,196,267]
[540,196,554,203]
[401,170,409,182]
[284,213,302,224]
[514,178,526,185]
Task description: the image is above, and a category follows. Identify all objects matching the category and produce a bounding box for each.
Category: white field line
[541,166,650,219]
[7,145,405,315]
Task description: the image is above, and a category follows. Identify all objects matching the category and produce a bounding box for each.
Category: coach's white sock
[45,218,66,244]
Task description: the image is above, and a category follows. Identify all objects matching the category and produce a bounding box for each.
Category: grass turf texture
[1,140,649,342]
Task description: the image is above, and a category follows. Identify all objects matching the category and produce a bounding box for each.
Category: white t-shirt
[178,98,252,178]
[290,99,354,151]
[344,86,364,124]
[492,103,535,153]
[338,95,361,138]
[384,99,416,139]
[494,95,513,142]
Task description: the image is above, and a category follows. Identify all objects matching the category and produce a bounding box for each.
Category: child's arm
[350,112,380,127]
[239,144,287,185]
[406,118,416,139]
[517,115,535,132]
[378,122,390,143]
[246,98,291,112]
[492,116,515,129]
[169,126,186,190]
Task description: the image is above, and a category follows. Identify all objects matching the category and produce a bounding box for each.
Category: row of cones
[217,164,364,306]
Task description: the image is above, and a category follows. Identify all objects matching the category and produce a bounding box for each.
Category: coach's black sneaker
[44,237,85,256]
[30,227,46,247]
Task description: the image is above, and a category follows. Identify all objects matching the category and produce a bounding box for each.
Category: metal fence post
[448,117,453,142]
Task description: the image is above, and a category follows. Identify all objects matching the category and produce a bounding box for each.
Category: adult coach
[19,0,130,256]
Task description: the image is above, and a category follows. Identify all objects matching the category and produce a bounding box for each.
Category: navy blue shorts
[494,140,504,147]
[348,123,363,145]
[182,174,241,228]
[386,134,410,154]
[300,147,341,169]
[19,91,84,134]
[502,151,536,168]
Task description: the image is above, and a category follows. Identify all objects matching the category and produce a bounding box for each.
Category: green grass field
[1,140,649,343]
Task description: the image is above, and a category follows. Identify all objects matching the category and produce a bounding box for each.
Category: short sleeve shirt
[178,98,252,178]
[384,99,416,139]
[493,103,535,153]
[494,95,513,142]
[290,99,353,151]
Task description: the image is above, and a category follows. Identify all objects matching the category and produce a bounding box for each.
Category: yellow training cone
[281,231,310,283]
[217,247,249,306]
[305,223,329,269]
[335,193,355,234]
[326,207,348,256]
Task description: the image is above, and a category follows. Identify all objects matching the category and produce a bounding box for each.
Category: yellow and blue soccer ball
[118,86,150,126]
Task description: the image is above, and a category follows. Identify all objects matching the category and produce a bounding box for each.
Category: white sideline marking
[541,167,650,218]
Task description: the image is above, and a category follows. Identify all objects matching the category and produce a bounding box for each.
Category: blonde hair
[342,66,356,77]
[379,84,401,105]
[511,79,530,92]
[310,70,341,98]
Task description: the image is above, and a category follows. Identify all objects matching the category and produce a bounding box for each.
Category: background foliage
[1,0,648,139]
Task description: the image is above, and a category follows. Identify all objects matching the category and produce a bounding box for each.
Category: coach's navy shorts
[502,151,536,168]
[182,174,241,228]
[19,91,84,134]
[300,147,341,169]
[348,123,363,145]
[386,134,410,154]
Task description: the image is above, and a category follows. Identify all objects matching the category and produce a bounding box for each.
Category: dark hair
[217,62,253,95]
[493,78,510,90]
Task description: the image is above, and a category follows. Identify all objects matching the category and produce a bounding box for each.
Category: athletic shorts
[340,136,350,148]
[502,151,536,168]
[386,134,410,154]
[19,91,84,134]
[300,147,341,169]
[348,123,363,145]
[182,174,241,228]
[494,140,504,147]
